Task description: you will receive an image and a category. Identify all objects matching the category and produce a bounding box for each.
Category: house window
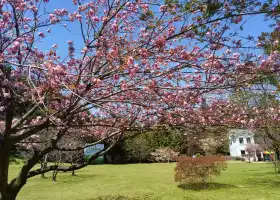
[239,138,244,144]
[246,137,251,144]
[241,150,246,157]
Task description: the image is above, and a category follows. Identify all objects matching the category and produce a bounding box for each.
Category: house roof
[229,129,254,138]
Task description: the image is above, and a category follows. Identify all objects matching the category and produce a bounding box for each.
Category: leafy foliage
[174,155,227,185]
[124,136,151,163]
[123,129,186,163]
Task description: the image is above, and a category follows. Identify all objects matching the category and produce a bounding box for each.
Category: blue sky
[36,1,273,60]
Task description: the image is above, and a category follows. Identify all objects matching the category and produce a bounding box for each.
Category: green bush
[124,136,152,163]
[122,129,186,163]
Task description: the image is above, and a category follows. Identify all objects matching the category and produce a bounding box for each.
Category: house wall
[228,129,255,157]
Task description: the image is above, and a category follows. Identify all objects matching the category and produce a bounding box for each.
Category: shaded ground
[8,162,280,200]
[177,182,237,191]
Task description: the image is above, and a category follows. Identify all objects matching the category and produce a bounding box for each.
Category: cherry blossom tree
[245,143,262,162]
[0,0,280,199]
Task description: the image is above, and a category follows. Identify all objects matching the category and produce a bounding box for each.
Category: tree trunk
[40,161,45,178]
[0,190,18,200]
[52,170,58,182]
[274,148,280,174]
[275,149,280,161]
[40,155,48,178]
[0,158,9,197]
[72,170,75,176]
[0,145,19,200]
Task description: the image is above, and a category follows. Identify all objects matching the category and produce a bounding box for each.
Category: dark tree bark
[0,144,18,200]
[52,170,58,182]
[40,156,48,179]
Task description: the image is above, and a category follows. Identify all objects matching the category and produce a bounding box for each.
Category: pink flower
[52,44,58,49]
[38,32,45,38]
[81,47,88,54]
[141,4,149,12]
[113,74,120,80]
[256,42,262,47]
[225,49,231,54]
[49,14,59,24]
[112,22,118,32]
[91,16,100,22]
[126,56,134,66]
[13,41,21,47]
[54,9,68,17]
[159,5,166,12]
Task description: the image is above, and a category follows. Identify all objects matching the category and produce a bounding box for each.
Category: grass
[9,162,280,200]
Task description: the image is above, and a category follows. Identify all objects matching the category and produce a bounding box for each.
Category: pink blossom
[113,74,120,80]
[126,56,134,66]
[52,44,58,49]
[159,5,166,12]
[54,9,68,17]
[49,14,60,24]
[112,22,118,32]
[91,16,100,22]
[38,32,45,38]
[81,47,88,54]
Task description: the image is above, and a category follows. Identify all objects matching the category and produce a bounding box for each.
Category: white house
[229,129,262,160]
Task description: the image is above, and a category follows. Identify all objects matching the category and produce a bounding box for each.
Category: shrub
[222,156,234,161]
[122,128,186,163]
[240,157,246,162]
[234,156,241,160]
[174,155,227,185]
[150,147,179,163]
[124,136,152,163]
[245,143,262,163]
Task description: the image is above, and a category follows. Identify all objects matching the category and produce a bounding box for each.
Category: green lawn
[9,162,280,200]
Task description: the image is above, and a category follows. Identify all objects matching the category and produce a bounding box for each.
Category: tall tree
[0,0,279,199]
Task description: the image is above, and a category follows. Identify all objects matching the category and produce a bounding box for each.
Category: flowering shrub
[245,144,262,162]
[150,147,179,163]
[174,155,227,185]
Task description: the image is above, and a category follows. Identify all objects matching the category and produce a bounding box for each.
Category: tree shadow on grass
[245,177,280,187]
[58,173,99,183]
[178,183,237,191]
[39,173,99,183]
[92,195,142,200]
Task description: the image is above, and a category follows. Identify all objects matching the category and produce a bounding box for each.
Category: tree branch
[11,105,38,130]
[26,133,122,178]
[53,130,121,151]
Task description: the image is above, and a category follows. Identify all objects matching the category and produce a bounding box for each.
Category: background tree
[124,135,151,163]
[245,143,262,163]
[107,127,186,163]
